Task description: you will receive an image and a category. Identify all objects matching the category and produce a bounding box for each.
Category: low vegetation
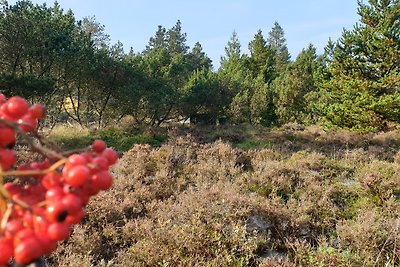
[43,124,400,266]
[47,124,167,152]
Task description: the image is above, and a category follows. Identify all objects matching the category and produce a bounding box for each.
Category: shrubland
[44,124,400,266]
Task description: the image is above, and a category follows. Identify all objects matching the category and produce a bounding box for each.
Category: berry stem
[0,203,12,233]
[0,182,31,210]
[0,118,64,160]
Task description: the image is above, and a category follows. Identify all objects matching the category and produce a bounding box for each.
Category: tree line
[0,0,398,131]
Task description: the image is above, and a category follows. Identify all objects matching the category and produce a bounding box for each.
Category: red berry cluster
[0,95,45,171]
[0,94,118,266]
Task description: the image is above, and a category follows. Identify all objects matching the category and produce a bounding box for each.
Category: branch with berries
[0,94,118,266]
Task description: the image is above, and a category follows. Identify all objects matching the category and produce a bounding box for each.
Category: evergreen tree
[274,44,317,124]
[218,31,248,101]
[267,21,290,73]
[248,30,276,83]
[313,0,400,131]
[80,16,110,48]
[145,25,167,52]
[219,31,242,72]
[187,42,213,72]
[180,69,226,121]
[167,20,189,55]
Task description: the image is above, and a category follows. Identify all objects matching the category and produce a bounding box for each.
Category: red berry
[81,152,93,162]
[33,214,49,233]
[0,93,6,103]
[91,170,113,190]
[101,148,118,165]
[42,173,62,189]
[65,165,90,187]
[0,126,15,147]
[0,148,16,170]
[5,96,29,119]
[47,222,70,241]
[67,154,87,167]
[3,182,22,195]
[38,159,51,169]
[18,113,38,132]
[79,192,90,206]
[14,228,35,247]
[65,209,85,224]
[92,156,109,170]
[5,219,24,238]
[36,234,57,255]
[14,237,42,264]
[46,201,68,223]
[62,194,82,214]
[22,211,34,228]
[28,103,46,119]
[0,237,13,265]
[92,140,106,153]
[45,186,64,201]
[82,181,100,196]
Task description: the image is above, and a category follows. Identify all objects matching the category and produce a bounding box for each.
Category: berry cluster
[0,94,118,266]
[0,96,45,171]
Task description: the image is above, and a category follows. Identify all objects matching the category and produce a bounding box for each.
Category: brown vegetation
[45,125,400,266]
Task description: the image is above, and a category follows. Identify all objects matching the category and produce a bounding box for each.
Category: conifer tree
[274,44,317,124]
[167,20,189,55]
[313,0,400,131]
[145,25,167,52]
[267,21,290,73]
[187,42,212,72]
[248,30,276,83]
[219,31,243,73]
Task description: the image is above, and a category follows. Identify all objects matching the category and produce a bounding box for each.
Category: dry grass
[43,125,400,267]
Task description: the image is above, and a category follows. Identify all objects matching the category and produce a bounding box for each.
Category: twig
[0,203,13,233]
[0,118,65,160]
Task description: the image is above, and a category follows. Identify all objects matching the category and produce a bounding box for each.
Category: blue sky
[8,0,360,68]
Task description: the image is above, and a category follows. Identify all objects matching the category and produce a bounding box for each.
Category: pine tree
[167,20,189,55]
[219,31,242,72]
[248,30,276,83]
[187,42,212,72]
[267,21,290,73]
[145,25,167,52]
[313,0,400,131]
[274,44,317,124]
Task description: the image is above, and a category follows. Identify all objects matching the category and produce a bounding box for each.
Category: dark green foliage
[166,20,189,56]
[180,69,226,122]
[122,21,213,126]
[0,2,216,128]
[273,44,318,124]
[267,22,290,73]
[312,0,400,131]
[0,73,55,100]
[1,0,399,132]
[219,31,278,126]
[247,30,276,83]
[145,25,167,51]
[187,42,213,72]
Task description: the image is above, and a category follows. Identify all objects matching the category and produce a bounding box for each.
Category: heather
[45,125,400,266]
